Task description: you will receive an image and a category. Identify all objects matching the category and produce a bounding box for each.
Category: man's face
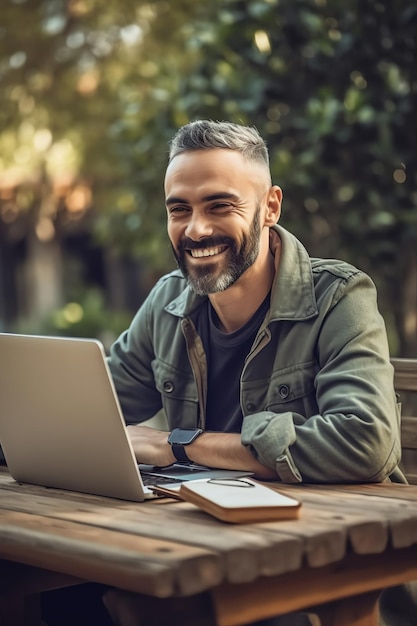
[164,149,271,295]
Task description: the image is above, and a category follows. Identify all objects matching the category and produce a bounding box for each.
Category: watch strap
[171,444,190,463]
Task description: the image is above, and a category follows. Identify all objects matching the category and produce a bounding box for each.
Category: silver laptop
[0,333,251,501]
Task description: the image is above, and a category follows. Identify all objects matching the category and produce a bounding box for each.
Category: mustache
[178,236,235,252]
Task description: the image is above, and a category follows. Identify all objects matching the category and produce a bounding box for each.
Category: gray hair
[168,120,270,170]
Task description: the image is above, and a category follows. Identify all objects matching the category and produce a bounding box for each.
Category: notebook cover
[178,478,301,523]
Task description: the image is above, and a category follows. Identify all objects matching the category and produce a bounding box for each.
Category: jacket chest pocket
[152,359,199,428]
[266,362,318,413]
[243,361,318,416]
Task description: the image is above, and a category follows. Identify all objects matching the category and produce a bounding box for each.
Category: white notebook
[169,478,301,523]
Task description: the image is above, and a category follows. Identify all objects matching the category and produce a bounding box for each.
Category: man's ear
[264,186,282,226]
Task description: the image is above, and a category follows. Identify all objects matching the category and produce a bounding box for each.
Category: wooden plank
[128,502,305,582]
[404,473,417,485]
[392,358,417,391]
[287,504,388,555]
[0,484,347,577]
[400,450,417,484]
[1,470,416,589]
[211,544,417,626]
[317,482,417,500]
[0,472,399,572]
[271,484,417,549]
[0,479,363,577]
[147,501,348,570]
[0,488,305,584]
[401,417,417,448]
[0,485,352,572]
[256,484,389,556]
[0,509,222,597]
[392,358,417,485]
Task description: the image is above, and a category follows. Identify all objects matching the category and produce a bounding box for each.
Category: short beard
[173,206,262,296]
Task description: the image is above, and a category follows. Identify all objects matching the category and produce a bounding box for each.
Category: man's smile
[188,245,228,258]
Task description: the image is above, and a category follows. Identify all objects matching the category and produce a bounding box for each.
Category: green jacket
[108,225,404,484]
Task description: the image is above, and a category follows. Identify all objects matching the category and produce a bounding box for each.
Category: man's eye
[170,206,188,213]
[213,203,232,210]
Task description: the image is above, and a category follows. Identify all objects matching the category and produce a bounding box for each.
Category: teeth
[190,246,223,258]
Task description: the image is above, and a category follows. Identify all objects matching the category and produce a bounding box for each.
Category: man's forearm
[127,426,277,479]
[187,431,277,479]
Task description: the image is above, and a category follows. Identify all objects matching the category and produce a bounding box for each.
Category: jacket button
[246,403,256,412]
[278,384,290,399]
[163,381,175,393]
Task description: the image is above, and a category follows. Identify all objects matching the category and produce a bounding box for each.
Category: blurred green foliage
[0,0,416,353]
[16,288,132,350]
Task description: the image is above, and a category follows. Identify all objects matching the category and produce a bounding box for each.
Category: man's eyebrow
[165,192,239,207]
[165,196,188,207]
[202,192,239,203]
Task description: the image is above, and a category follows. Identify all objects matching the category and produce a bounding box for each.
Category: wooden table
[1,466,417,626]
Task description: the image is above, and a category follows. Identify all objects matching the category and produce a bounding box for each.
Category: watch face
[168,428,202,445]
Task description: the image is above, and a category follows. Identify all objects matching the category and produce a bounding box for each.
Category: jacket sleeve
[107,287,163,426]
[241,272,403,484]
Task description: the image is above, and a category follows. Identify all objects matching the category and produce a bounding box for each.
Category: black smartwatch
[168,428,203,463]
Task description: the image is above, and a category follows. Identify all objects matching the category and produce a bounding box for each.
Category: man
[108,119,403,487]
[98,120,407,626]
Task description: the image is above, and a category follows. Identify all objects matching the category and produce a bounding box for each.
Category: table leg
[309,590,381,626]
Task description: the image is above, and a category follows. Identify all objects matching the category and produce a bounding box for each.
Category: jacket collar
[165,225,318,321]
[269,225,318,321]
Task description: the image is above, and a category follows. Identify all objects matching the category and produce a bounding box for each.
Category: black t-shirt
[196,294,270,433]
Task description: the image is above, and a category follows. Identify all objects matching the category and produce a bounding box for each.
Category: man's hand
[127,425,175,467]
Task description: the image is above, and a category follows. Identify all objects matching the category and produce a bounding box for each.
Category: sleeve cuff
[241,411,302,483]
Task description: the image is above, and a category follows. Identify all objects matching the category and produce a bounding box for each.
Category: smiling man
[70,120,410,626]
[107,119,403,491]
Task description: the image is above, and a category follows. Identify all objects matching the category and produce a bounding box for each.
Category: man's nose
[184,214,214,240]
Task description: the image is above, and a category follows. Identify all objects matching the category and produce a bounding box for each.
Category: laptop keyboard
[141,473,183,487]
